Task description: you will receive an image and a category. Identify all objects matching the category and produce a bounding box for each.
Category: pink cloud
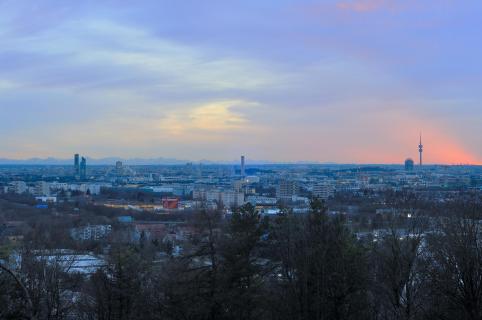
[291,0,411,23]
[336,0,391,13]
[334,0,454,14]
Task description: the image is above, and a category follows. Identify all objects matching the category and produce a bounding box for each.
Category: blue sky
[0,0,481,163]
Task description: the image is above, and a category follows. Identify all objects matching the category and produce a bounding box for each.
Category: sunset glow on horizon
[0,0,481,164]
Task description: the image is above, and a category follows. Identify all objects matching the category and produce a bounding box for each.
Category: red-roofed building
[162,197,179,209]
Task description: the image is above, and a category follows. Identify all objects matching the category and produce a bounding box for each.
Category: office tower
[116,161,123,175]
[185,162,194,175]
[80,157,87,180]
[74,154,80,177]
[405,158,414,171]
[419,133,423,166]
[241,155,246,177]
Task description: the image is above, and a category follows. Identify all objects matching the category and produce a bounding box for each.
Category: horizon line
[0,156,480,167]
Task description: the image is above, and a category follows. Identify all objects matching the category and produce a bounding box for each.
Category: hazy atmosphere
[1,3,482,319]
[1,0,481,164]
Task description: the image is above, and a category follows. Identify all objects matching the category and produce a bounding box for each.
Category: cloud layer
[0,0,481,164]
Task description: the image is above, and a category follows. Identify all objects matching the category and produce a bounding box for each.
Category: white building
[193,189,244,208]
[277,179,298,200]
[35,196,57,203]
[70,225,112,241]
[220,190,245,208]
[8,250,106,276]
[68,183,108,195]
[50,182,69,191]
[84,184,105,195]
[291,195,310,204]
[9,181,28,194]
[41,253,106,275]
[312,181,335,200]
[246,196,278,205]
[34,181,50,196]
[245,176,260,184]
[205,190,221,202]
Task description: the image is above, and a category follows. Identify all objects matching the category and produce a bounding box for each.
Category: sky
[0,0,481,164]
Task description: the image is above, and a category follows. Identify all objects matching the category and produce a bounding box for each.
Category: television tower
[418,133,423,166]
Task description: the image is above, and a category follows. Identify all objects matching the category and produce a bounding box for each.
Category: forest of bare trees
[1,200,481,320]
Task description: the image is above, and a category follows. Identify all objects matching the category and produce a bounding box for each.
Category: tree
[0,249,80,320]
[370,228,428,320]
[86,245,149,320]
[426,218,482,320]
[218,203,266,320]
[268,198,370,320]
[0,261,36,320]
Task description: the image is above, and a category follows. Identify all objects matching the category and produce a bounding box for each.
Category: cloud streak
[336,0,393,12]
[0,0,480,164]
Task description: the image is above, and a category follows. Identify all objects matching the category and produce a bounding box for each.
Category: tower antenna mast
[418,132,423,167]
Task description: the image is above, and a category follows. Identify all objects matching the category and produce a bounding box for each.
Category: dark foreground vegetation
[1,199,482,320]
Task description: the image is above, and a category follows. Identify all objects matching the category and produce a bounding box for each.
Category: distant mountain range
[0,158,478,166]
[0,157,338,166]
[0,157,189,165]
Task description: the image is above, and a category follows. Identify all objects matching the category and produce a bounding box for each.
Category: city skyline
[1,1,481,164]
[1,3,481,318]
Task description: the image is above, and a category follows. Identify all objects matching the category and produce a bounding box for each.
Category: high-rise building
[116,161,123,175]
[80,157,87,180]
[241,155,246,177]
[74,154,80,177]
[419,133,423,166]
[185,162,194,175]
[277,179,298,200]
[34,181,51,196]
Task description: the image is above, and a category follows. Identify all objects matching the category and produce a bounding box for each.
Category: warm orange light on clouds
[159,100,258,136]
[0,1,481,164]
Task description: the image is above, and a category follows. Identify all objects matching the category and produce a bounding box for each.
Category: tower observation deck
[418,133,423,166]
